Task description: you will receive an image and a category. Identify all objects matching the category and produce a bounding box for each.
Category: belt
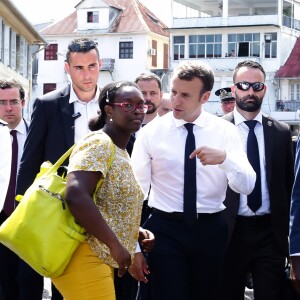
[152,208,219,221]
[236,214,271,225]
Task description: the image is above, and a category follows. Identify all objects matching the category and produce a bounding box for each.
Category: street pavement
[43,278,255,299]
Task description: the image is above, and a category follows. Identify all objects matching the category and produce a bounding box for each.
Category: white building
[0,0,46,119]
[166,0,300,132]
[31,0,169,111]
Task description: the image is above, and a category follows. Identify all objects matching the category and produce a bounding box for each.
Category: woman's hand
[128,252,150,283]
[138,228,155,253]
[109,242,132,278]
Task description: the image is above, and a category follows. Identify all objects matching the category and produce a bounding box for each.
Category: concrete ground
[43,278,254,299]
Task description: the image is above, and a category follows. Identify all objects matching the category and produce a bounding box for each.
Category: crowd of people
[0,36,300,300]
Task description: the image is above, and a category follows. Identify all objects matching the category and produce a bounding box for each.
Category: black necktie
[183,123,197,227]
[245,120,262,212]
[3,130,18,216]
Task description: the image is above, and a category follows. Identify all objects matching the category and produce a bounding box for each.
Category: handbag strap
[43,144,77,176]
[44,134,115,178]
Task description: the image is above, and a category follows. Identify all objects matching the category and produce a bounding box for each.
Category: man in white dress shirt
[0,79,29,300]
[222,60,294,300]
[131,60,255,300]
[16,37,102,300]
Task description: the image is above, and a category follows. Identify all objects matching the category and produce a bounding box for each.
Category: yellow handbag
[0,139,115,278]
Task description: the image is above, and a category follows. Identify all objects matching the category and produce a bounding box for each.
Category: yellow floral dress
[67,130,144,268]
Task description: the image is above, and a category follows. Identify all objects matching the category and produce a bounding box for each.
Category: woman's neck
[102,126,130,150]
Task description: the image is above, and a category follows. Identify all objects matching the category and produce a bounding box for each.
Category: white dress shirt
[14,119,28,172]
[233,109,271,216]
[0,121,11,211]
[69,86,100,143]
[131,110,255,214]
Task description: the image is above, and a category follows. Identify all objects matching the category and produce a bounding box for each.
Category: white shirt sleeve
[0,125,12,211]
[219,127,256,195]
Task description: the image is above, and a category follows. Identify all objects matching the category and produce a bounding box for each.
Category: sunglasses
[235,82,265,92]
[68,41,98,52]
[110,102,149,113]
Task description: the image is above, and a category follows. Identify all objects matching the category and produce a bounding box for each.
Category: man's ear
[200,91,211,105]
[231,85,236,97]
[64,62,70,75]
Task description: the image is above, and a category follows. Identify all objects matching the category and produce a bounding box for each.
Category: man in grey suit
[16,37,102,300]
[222,60,294,300]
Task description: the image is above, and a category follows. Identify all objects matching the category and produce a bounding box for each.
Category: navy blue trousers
[143,210,227,300]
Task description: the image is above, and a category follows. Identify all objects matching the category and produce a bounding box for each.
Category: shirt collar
[12,118,27,135]
[173,110,208,128]
[233,108,263,126]
[69,85,100,104]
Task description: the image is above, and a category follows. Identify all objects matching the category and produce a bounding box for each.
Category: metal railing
[277,100,300,112]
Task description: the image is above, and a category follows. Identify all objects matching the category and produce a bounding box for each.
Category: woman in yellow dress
[52,81,153,299]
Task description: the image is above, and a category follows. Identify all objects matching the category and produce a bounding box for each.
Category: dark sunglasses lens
[237,82,250,91]
[68,41,97,52]
[253,82,264,91]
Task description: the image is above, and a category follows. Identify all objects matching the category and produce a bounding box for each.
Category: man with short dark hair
[131,60,255,300]
[134,73,163,125]
[0,79,31,299]
[16,37,102,300]
[222,60,294,300]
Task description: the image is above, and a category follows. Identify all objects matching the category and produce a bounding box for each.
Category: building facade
[0,0,46,119]
[31,0,169,109]
[167,0,300,132]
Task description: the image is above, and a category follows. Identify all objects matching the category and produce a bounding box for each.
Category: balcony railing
[172,14,300,31]
[277,100,300,112]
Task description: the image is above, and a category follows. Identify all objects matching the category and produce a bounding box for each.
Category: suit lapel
[59,86,75,148]
[262,115,274,188]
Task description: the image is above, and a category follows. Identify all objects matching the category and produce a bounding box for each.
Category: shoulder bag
[0,137,115,278]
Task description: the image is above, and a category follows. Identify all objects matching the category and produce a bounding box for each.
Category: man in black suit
[0,80,30,300]
[16,37,102,300]
[222,60,294,300]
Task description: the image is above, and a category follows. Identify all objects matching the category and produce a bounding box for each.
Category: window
[119,42,133,59]
[43,83,56,95]
[291,83,300,101]
[228,33,260,57]
[163,43,169,69]
[189,34,222,58]
[87,11,99,23]
[264,33,277,58]
[44,44,58,61]
[151,40,157,67]
[173,36,185,60]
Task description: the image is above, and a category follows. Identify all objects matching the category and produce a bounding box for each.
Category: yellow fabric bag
[0,140,115,278]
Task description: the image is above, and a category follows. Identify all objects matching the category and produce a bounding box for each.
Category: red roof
[275,38,300,79]
[41,0,168,37]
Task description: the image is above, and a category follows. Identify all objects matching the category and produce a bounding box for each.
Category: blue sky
[11,0,170,26]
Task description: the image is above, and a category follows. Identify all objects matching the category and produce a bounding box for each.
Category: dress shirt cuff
[135,242,141,253]
[218,150,233,170]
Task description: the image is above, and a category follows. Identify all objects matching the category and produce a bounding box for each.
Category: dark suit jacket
[16,85,75,196]
[290,136,300,254]
[223,112,294,253]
